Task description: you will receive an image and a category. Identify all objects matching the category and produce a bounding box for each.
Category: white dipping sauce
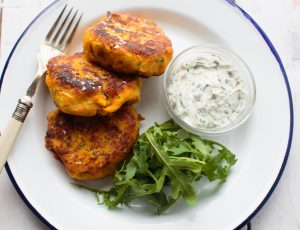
[167,53,248,130]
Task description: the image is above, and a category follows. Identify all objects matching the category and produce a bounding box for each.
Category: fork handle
[0,96,32,173]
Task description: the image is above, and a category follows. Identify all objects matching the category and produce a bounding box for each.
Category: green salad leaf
[75,120,237,214]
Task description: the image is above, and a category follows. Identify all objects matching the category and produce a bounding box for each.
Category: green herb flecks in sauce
[167,54,248,130]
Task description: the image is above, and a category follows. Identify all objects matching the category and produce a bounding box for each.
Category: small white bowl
[162,44,256,136]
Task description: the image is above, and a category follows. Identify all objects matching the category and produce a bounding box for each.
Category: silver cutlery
[0,5,82,173]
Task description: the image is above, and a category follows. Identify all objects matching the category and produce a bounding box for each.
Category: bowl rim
[162,43,257,136]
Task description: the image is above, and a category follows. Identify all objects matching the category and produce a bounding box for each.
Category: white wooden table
[0,0,299,229]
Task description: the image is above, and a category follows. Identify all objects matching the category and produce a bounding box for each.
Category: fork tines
[45,5,83,52]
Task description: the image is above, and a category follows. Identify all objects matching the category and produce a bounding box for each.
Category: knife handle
[0,97,32,173]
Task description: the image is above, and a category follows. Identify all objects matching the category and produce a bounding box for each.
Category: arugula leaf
[145,131,197,205]
[148,191,176,215]
[75,120,237,214]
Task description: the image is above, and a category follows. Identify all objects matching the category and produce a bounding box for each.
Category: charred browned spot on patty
[55,72,102,94]
[45,53,142,116]
[83,12,173,77]
[45,106,140,180]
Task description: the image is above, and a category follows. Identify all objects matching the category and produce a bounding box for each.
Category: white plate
[0,0,293,229]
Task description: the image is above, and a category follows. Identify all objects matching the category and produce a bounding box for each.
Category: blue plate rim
[0,0,294,229]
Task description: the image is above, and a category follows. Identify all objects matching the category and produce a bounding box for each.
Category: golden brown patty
[45,106,140,180]
[45,53,142,116]
[83,12,173,77]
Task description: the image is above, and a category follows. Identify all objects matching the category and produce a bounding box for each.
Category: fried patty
[83,12,173,77]
[45,106,140,180]
[45,53,142,116]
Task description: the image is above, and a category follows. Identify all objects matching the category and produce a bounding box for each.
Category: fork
[0,5,82,173]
